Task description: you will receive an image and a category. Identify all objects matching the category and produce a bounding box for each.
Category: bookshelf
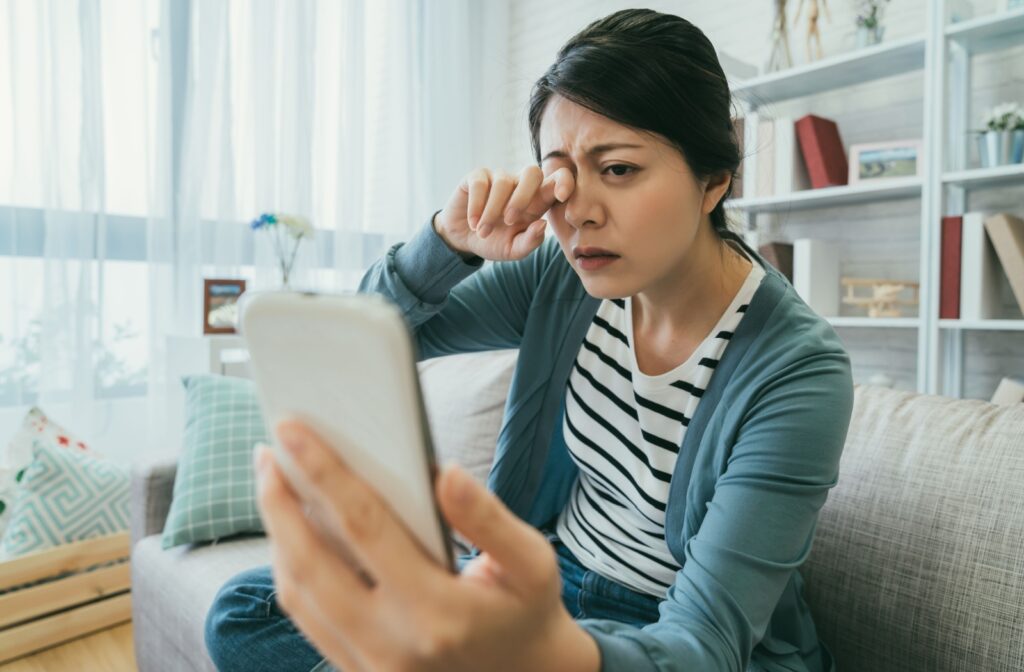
[728,1,1024,399]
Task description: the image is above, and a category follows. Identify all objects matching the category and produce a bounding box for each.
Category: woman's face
[539,94,728,300]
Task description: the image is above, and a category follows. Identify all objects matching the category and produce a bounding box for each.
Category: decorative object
[848,140,923,184]
[202,278,246,335]
[990,377,1024,405]
[840,278,920,318]
[940,216,963,319]
[960,211,1003,321]
[796,0,831,62]
[0,442,130,559]
[795,114,849,189]
[0,407,96,539]
[759,242,795,283]
[793,239,841,316]
[0,532,131,664]
[854,0,889,47]
[982,213,1024,315]
[250,211,314,289]
[975,102,1024,167]
[160,374,268,549]
[766,0,795,73]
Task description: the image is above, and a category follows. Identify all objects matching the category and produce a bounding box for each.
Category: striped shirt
[555,256,766,597]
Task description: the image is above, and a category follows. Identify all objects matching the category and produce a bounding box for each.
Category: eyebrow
[541,142,644,162]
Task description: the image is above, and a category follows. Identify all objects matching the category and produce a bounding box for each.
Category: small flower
[981,102,1024,132]
[278,214,314,239]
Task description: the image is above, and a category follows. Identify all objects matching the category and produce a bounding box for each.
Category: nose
[562,176,603,230]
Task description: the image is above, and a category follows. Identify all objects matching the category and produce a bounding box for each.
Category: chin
[575,274,630,301]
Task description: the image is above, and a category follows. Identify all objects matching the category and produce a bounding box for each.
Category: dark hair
[528,9,751,256]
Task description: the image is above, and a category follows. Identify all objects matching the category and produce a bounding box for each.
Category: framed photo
[848,140,923,185]
[203,278,246,335]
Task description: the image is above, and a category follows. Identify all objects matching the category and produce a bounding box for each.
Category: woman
[205,9,853,671]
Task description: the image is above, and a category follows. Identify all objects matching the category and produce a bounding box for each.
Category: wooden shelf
[942,163,1024,189]
[939,319,1024,332]
[945,8,1024,54]
[727,177,922,213]
[828,317,920,329]
[730,35,926,107]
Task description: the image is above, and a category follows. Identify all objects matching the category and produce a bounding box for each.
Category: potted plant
[854,0,889,47]
[250,212,314,288]
[976,102,1024,168]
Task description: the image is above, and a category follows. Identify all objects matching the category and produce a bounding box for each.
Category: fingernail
[504,207,520,224]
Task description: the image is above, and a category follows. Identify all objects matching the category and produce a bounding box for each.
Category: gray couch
[130,351,1024,671]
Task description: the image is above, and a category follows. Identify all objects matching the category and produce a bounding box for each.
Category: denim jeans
[204,536,662,672]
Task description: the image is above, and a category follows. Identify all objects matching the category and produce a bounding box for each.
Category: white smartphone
[239,290,455,573]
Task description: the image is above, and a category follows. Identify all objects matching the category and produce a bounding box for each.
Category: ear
[701,172,732,215]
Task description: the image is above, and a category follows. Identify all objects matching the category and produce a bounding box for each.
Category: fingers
[464,168,491,231]
[507,219,548,259]
[477,171,516,238]
[275,420,437,592]
[502,166,544,226]
[254,445,373,627]
[436,465,557,596]
[527,167,575,218]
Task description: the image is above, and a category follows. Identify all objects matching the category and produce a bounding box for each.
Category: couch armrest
[130,456,178,545]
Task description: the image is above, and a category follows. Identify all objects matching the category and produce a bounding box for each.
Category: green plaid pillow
[161,374,269,549]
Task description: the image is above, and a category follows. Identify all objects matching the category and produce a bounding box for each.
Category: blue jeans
[204,537,662,671]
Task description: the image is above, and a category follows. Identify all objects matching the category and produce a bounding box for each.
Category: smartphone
[240,290,455,573]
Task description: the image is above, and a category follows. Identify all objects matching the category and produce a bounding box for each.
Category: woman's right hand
[433,165,576,262]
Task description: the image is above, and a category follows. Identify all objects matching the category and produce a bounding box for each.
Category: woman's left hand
[254,420,600,672]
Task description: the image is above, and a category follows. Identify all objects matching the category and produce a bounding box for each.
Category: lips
[573,245,619,259]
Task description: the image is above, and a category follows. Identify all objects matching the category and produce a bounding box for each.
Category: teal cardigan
[359,218,854,672]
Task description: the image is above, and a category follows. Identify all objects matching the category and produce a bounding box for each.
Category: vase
[855,25,884,48]
[978,130,1017,168]
[1013,129,1024,164]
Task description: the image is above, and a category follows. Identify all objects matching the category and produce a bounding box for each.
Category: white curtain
[0,0,510,459]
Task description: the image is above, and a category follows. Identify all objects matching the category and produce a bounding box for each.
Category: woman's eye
[603,164,635,177]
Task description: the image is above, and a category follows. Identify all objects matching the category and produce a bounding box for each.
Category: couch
[130,349,1024,671]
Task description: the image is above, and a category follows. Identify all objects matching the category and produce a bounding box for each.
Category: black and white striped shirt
[555,258,766,597]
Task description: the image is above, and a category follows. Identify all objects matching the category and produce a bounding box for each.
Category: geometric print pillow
[0,407,98,539]
[160,374,270,549]
[0,441,130,560]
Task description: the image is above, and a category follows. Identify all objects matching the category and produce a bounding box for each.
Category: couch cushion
[132,534,271,672]
[161,375,269,549]
[802,385,1024,671]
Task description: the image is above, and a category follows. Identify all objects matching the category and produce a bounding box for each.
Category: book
[940,216,963,319]
[982,213,1024,316]
[773,116,811,194]
[759,242,794,283]
[756,118,775,197]
[960,211,1002,320]
[793,239,840,316]
[795,114,848,189]
[991,377,1024,405]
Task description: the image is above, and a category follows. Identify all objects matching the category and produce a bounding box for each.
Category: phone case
[240,290,454,572]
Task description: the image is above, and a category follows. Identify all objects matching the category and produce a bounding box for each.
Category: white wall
[499,0,1024,398]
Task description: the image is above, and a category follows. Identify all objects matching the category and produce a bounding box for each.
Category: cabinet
[728,3,1024,398]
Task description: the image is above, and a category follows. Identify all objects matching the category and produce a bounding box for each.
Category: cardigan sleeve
[578,347,854,671]
[358,214,557,360]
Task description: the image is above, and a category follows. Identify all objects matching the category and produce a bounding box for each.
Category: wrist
[431,210,478,263]
[532,609,600,672]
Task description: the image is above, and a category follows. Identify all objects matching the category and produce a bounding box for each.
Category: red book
[940,215,963,319]
[795,114,848,189]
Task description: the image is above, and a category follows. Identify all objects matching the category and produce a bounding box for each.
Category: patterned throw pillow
[0,407,97,539]
[0,442,130,560]
[160,375,270,549]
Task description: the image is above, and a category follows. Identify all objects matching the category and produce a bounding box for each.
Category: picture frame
[848,140,923,185]
[203,278,246,335]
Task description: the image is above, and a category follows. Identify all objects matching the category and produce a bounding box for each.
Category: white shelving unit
[728,2,1024,398]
